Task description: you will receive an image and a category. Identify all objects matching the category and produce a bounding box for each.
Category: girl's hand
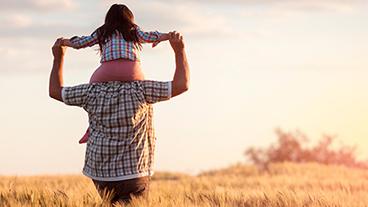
[152,33,171,48]
[52,38,67,60]
[60,38,73,47]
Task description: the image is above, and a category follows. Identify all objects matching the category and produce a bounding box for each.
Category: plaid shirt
[70,27,162,62]
[62,81,171,181]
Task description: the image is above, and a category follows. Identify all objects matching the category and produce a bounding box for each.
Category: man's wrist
[163,33,171,40]
[53,56,64,62]
[174,49,185,55]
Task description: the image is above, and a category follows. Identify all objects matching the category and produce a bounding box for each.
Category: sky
[0,0,368,175]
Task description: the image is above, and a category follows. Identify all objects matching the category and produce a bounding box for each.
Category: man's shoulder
[62,80,172,105]
[90,80,172,104]
[64,81,145,95]
[87,80,170,88]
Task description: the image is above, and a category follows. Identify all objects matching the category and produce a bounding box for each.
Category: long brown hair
[95,4,141,53]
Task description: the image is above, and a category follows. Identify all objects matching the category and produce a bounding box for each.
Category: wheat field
[1,162,368,207]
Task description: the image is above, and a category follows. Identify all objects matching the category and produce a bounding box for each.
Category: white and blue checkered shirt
[62,81,171,181]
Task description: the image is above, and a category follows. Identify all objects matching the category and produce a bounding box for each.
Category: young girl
[61,4,171,144]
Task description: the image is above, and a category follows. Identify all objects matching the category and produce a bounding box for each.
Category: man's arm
[170,32,190,97]
[49,38,66,102]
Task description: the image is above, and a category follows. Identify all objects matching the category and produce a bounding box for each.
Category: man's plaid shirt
[62,81,171,181]
[70,27,162,62]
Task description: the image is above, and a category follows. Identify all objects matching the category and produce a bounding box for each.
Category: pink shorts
[89,59,145,83]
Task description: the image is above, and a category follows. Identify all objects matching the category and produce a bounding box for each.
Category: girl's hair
[95,4,141,53]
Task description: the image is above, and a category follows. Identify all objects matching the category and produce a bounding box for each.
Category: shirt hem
[83,170,154,181]
[61,87,67,103]
[167,81,172,98]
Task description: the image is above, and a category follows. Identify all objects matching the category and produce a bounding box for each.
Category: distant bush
[245,128,368,169]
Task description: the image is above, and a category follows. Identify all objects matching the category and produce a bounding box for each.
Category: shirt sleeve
[142,81,172,104]
[61,84,90,107]
[136,27,162,43]
[70,31,98,49]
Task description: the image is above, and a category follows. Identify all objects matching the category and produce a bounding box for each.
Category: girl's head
[96,4,141,52]
[105,4,135,27]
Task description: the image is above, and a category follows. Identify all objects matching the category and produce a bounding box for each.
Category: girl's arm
[62,32,98,49]
[61,39,74,47]
[152,33,170,48]
[136,26,166,44]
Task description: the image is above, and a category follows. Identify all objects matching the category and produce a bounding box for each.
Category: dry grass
[1,162,368,207]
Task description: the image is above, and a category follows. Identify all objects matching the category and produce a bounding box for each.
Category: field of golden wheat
[1,162,368,207]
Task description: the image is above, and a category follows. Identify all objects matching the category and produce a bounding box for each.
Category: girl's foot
[79,130,89,144]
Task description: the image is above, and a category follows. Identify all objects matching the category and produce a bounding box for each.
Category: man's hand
[170,31,189,97]
[169,31,184,53]
[52,38,67,60]
[49,38,66,102]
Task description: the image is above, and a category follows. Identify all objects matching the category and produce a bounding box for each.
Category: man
[49,32,189,203]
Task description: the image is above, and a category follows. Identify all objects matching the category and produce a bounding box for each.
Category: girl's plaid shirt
[70,27,162,62]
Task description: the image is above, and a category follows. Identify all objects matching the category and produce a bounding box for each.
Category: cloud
[99,0,367,41]
[0,0,255,41]
[235,0,367,25]
[265,0,363,13]
[133,0,366,13]
[0,0,76,12]
[0,14,33,28]
[0,23,91,39]
[102,1,242,38]
[156,0,364,6]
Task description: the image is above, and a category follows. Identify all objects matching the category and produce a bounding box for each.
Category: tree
[245,128,368,169]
